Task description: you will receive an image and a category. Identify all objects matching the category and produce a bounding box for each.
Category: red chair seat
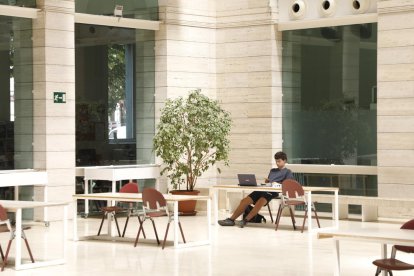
[146,211,168,218]
[285,200,306,206]
[373,258,414,271]
[100,206,123,212]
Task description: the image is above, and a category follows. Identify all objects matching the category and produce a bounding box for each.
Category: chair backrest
[282,179,304,198]
[395,219,414,254]
[120,182,139,193]
[401,219,414,230]
[142,188,167,210]
[0,204,12,231]
[0,205,8,222]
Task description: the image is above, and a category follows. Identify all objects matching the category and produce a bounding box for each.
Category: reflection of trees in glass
[304,99,363,164]
[107,45,125,119]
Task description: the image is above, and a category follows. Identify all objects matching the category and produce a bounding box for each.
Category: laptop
[237,174,258,186]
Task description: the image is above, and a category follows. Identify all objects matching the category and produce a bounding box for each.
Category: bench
[311,194,414,222]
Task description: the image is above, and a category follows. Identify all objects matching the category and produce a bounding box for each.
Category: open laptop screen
[237,174,257,186]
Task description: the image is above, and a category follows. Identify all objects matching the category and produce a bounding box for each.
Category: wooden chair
[275,179,320,232]
[0,204,34,271]
[372,218,414,276]
[97,182,146,238]
[134,188,186,249]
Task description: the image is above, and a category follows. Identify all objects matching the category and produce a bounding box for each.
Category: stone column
[216,0,282,180]
[155,0,217,191]
[377,0,414,218]
[32,0,75,220]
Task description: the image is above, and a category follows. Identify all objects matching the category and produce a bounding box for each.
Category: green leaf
[153,89,232,190]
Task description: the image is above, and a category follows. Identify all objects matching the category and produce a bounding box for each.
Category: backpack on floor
[242,205,267,223]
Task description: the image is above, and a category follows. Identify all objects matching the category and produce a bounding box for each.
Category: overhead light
[114,5,123,17]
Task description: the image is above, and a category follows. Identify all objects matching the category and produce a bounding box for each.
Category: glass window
[0,0,35,7]
[75,0,158,20]
[75,24,155,166]
[282,24,378,200]
[0,16,33,170]
[282,24,377,166]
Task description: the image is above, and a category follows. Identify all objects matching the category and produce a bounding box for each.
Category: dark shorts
[248,191,279,204]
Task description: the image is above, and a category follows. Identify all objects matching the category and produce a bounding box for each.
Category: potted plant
[153,89,232,214]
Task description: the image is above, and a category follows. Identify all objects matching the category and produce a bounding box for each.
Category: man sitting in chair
[218,151,294,228]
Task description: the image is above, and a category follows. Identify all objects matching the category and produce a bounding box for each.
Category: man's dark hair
[274,151,288,161]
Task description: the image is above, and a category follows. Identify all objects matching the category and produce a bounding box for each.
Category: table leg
[174,201,179,248]
[63,205,68,259]
[381,243,388,276]
[15,208,22,269]
[111,181,116,206]
[73,200,78,241]
[107,200,113,236]
[84,179,89,217]
[207,198,211,243]
[44,185,49,224]
[213,188,218,225]
[334,239,340,276]
[334,190,339,228]
[307,191,312,232]
[14,186,19,200]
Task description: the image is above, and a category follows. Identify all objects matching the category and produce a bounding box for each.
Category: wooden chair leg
[113,214,121,237]
[375,267,381,276]
[2,240,12,271]
[122,210,131,237]
[151,219,160,245]
[301,209,308,233]
[388,270,393,276]
[23,237,35,263]
[138,216,146,239]
[134,220,145,247]
[313,208,321,228]
[162,222,171,250]
[288,206,296,230]
[178,221,186,243]
[97,212,107,236]
[275,205,283,231]
[0,244,4,261]
[267,204,274,223]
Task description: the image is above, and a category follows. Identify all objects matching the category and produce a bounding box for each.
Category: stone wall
[377,0,414,218]
[32,0,75,220]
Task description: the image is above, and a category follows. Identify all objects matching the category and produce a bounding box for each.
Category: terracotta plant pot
[170,190,200,216]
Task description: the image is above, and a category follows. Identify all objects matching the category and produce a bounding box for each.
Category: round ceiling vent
[320,0,336,17]
[351,0,371,14]
[290,0,307,20]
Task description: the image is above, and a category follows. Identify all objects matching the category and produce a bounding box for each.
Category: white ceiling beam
[0,4,40,19]
[75,13,160,31]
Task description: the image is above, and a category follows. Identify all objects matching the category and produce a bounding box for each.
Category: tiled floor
[1,213,413,276]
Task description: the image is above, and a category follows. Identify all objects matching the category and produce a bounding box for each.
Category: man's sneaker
[218,218,235,226]
[237,219,248,228]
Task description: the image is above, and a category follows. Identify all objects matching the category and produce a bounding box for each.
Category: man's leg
[245,197,267,221]
[230,196,254,220]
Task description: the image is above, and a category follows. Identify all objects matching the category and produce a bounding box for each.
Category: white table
[318,227,414,276]
[211,185,339,232]
[0,170,49,224]
[0,200,69,270]
[77,164,160,216]
[72,192,211,249]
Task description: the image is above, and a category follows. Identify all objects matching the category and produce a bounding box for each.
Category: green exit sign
[53,92,66,103]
